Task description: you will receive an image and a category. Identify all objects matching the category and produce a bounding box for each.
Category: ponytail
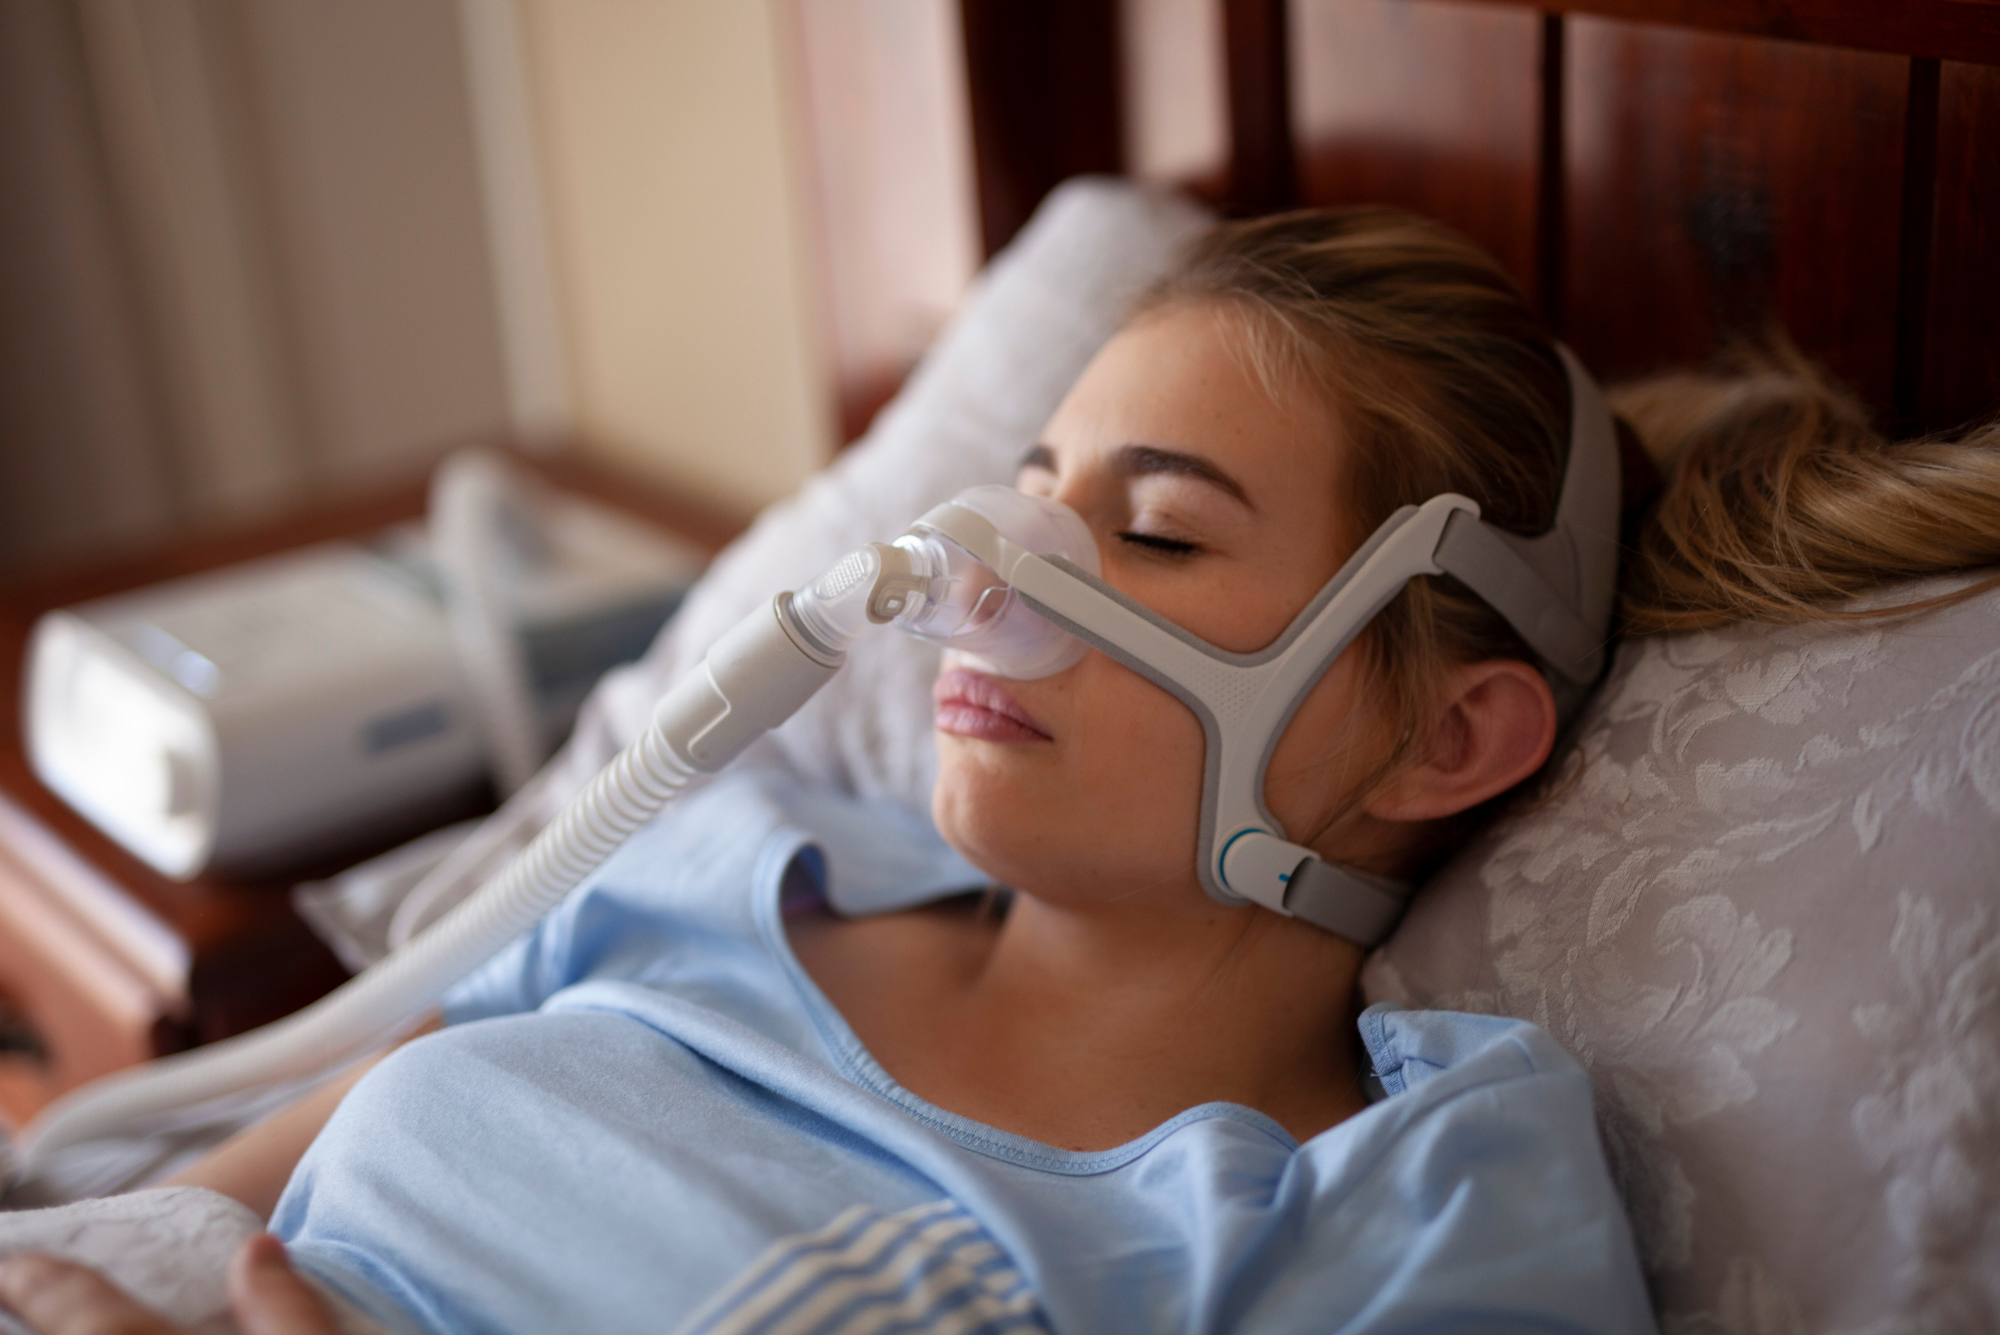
[1615,340,2000,634]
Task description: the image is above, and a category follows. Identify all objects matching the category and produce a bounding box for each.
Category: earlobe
[1364,660,1558,822]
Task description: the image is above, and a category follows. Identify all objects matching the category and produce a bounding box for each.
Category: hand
[0,1235,338,1335]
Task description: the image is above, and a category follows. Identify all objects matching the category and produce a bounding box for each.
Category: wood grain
[1222,0,1298,212]
[958,0,1124,257]
[1923,61,2000,433]
[1562,18,1910,409]
[1458,0,2000,65]
[1292,0,1545,296]
[1892,59,1942,431]
[0,843,164,1128]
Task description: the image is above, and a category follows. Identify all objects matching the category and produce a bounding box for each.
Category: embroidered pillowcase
[1364,577,2000,1333]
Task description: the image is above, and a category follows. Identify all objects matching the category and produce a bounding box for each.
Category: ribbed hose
[13,704,698,1172]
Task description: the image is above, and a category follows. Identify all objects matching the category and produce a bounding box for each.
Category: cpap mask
[9,344,1617,1184]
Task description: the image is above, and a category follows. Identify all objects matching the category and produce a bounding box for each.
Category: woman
[9,209,1997,1335]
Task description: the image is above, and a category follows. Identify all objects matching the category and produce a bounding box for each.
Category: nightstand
[0,450,742,1132]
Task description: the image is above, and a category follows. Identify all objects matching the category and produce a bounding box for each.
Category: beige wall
[518,0,834,513]
[1122,0,1227,185]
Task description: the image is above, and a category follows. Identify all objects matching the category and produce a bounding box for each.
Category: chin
[930,737,1045,887]
[931,734,1204,907]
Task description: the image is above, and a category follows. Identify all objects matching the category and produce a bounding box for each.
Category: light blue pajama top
[272,769,1656,1335]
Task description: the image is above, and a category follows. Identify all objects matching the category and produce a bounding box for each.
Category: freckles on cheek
[1071,676,1207,826]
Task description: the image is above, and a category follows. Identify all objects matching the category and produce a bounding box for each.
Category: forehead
[1042,303,1346,504]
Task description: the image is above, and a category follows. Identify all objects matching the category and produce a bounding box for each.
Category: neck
[954,883,1369,1148]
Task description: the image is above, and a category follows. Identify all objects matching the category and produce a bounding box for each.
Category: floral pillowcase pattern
[1365,576,2000,1334]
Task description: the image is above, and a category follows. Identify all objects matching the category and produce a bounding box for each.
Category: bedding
[0,1187,387,1335]
[1364,575,2000,1332]
[273,766,1654,1335]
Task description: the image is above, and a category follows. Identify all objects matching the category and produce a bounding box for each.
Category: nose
[1017,473,1117,571]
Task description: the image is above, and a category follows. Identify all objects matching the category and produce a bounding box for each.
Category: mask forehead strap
[1428,343,1622,698]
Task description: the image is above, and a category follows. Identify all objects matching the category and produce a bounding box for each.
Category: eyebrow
[1020,442,1256,510]
[1114,444,1255,509]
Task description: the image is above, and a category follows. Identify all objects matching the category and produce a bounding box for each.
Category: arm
[161,1012,441,1221]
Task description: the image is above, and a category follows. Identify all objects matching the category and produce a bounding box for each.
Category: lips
[933,667,1051,743]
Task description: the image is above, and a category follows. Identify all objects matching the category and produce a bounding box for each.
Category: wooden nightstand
[0,450,742,1132]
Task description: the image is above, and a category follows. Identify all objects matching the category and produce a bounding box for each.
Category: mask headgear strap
[918,344,1620,947]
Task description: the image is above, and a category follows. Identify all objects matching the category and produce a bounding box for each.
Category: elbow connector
[781,542,933,663]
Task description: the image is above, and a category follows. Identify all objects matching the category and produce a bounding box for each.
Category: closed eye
[1117,531,1200,556]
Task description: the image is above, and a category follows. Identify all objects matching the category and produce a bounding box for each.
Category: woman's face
[931,302,1396,913]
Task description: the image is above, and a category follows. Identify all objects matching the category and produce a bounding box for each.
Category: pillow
[1363,575,2000,1332]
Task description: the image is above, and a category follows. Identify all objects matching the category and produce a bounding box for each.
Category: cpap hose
[10,554,894,1179]
[431,450,553,798]
[385,763,551,953]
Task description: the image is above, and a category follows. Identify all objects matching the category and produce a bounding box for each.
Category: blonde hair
[1150,207,2000,823]
[1614,340,2000,632]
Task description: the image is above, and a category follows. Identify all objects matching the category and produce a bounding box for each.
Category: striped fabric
[674,1199,1052,1335]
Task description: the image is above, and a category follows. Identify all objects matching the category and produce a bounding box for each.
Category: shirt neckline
[749,834,1303,1176]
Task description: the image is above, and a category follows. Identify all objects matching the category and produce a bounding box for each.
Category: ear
[1364,660,1557,822]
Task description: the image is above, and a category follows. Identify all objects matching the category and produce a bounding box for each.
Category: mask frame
[906,344,1621,946]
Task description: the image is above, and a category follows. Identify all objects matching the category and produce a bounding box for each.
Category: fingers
[228,1237,338,1335]
[0,1253,176,1335]
[0,1242,338,1335]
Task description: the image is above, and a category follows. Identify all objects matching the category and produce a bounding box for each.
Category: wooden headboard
[925,0,1999,439]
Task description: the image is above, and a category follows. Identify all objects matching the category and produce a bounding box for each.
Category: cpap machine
[23,454,705,880]
[9,347,1617,1185]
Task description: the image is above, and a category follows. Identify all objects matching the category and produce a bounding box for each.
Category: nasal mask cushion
[890,344,1621,948]
[897,487,1099,680]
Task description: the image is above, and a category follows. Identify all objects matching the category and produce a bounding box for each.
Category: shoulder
[1358,1003,1583,1097]
[1246,1005,1656,1333]
[1339,1004,1608,1193]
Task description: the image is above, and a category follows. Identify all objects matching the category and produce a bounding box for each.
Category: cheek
[1262,651,1392,835]
[930,657,1208,887]
[1070,664,1207,822]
